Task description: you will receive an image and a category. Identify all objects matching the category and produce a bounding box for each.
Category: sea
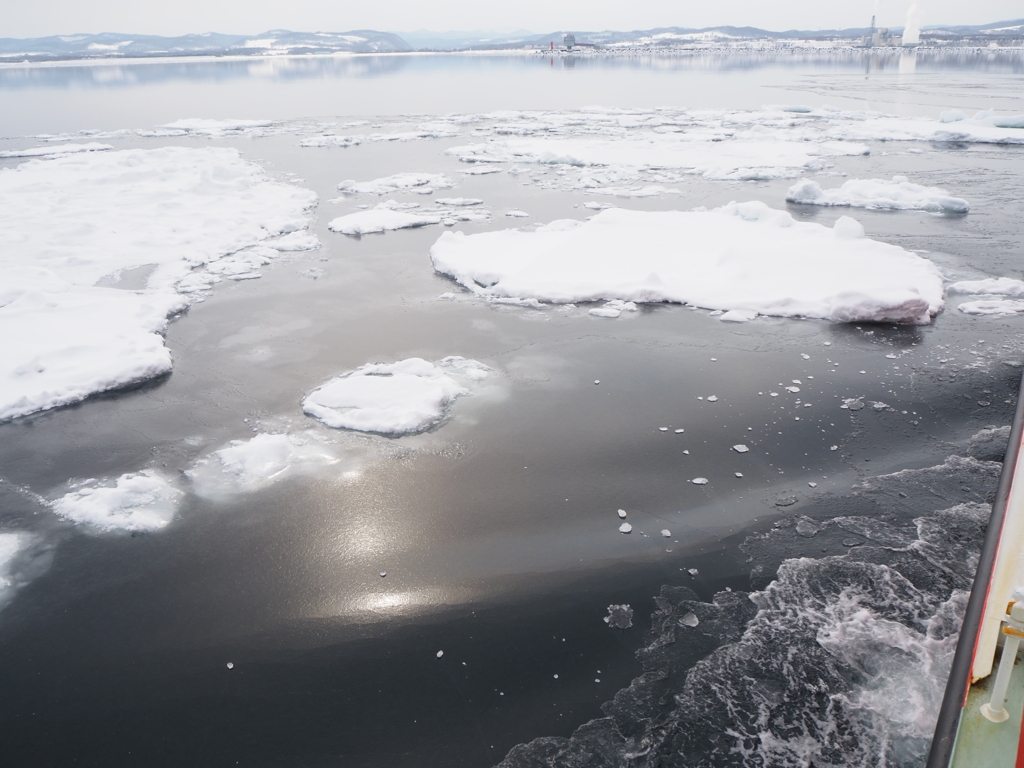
[1,49,1023,768]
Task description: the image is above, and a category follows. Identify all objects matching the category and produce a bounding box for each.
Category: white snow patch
[430,204,943,325]
[51,470,182,532]
[303,357,491,435]
[786,176,970,214]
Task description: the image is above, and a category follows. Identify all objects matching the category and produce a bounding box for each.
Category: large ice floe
[0,146,317,421]
[431,203,945,324]
[303,357,491,436]
[50,470,183,532]
[786,176,970,213]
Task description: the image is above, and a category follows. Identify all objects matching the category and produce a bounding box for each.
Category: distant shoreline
[2,44,1023,69]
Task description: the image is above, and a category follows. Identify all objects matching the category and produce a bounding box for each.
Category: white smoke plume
[903,1,923,45]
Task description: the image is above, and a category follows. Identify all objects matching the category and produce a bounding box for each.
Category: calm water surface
[0,50,1023,767]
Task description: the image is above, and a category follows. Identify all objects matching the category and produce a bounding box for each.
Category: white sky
[2,0,1020,38]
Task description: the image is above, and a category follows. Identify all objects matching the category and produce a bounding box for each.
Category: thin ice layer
[787,176,970,213]
[51,470,183,532]
[0,147,317,421]
[447,136,869,181]
[303,357,490,435]
[431,203,944,324]
[187,432,349,498]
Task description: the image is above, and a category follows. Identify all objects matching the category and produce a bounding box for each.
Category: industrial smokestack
[903,2,922,45]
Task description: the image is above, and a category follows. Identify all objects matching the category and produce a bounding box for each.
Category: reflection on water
[2,49,1021,92]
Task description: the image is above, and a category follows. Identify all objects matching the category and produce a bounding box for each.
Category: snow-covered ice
[947,278,1024,296]
[0,142,113,159]
[604,604,633,628]
[337,173,454,195]
[187,432,348,498]
[303,357,491,435]
[50,470,183,532]
[154,118,275,136]
[588,299,638,318]
[328,208,441,235]
[431,203,944,324]
[0,147,317,421]
[447,135,869,181]
[958,300,1024,316]
[300,135,363,148]
[786,176,970,214]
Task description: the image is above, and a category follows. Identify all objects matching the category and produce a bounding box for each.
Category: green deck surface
[951,646,1024,768]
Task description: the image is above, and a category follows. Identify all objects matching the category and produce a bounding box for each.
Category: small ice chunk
[302,357,489,435]
[801,353,810,359]
[679,612,700,627]
[661,529,671,537]
[830,445,839,451]
[617,509,627,518]
[691,477,708,485]
[619,522,632,533]
[808,482,818,488]
[51,470,182,532]
[328,208,441,235]
[604,604,633,629]
[505,210,530,218]
[707,395,718,402]
[380,571,387,577]
[437,650,444,658]
[841,398,865,411]
[948,278,1024,296]
[720,309,757,323]
[674,428,684,433]
[785,386,800,393]
[436,198,483,206]
[787,176,970,214]
[732,444,749,453]
[226,662,234,669]
[688,568,699,575]
[735,472,744,477]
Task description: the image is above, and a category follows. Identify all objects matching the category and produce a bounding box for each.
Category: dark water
[1,52,1024,767]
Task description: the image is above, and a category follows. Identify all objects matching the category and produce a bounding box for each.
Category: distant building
[563,34,576,50]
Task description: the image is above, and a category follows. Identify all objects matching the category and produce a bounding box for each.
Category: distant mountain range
[1,20,1021,62]
[0,30,412,61]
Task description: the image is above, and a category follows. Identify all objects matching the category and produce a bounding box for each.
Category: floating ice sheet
[187,431,353,498]
[787,176,970,213]
[303,357,491,436]
[328,208,442,235]
[337,173,454,195]
[947,278,1024,296]
[51,470,183,532]
[0,147,317,421]
[431,203,944,324]
[0,142,113,159]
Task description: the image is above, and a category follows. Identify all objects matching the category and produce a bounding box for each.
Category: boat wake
[498,451,1002,768]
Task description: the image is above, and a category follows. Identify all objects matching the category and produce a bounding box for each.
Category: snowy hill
[0,30,412,62]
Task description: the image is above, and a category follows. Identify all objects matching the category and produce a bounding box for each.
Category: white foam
[787,176,970,213]
[0,147,317,421]
[0,142,113,159]
[431,203,944,325]
[303,356,491,435]
[51,470,182,532]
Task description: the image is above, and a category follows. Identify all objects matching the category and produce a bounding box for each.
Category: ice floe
[947,278,1024,296]
[187,431,350,498]
[786,176,970,213]
[328,208,442,235]
[50,470,183,532]
[0,147,317,421]
[299,135,363,148]
[337,173,454,195]
[447,135,869,182]
[431,203,944,324]
[153,118,275,136]
[303,357,491,436]
[0,142,113,159]
[957,300,1024,316]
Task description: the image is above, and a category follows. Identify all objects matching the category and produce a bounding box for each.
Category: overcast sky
[2,0,1020,38]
